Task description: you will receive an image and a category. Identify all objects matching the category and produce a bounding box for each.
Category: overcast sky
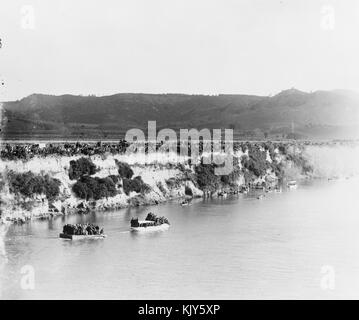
[0,0,359,101]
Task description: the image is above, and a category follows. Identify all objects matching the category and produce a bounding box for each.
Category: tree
[115,160,134,179]
[7,171,60,200]
[185,185,193,197]
[69,157,97,180]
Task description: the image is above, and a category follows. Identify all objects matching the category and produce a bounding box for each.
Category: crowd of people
[0,139,340,161]
[0,140,215,160]
[145,212,170,225]
[62,223,104,236]
[0,141,130,160]
[130,212,170,228]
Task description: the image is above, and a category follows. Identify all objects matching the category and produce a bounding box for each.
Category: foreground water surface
[1,178,359,299]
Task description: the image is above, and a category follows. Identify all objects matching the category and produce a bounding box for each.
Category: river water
[1,178,359,299]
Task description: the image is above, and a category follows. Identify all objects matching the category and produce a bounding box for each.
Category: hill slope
[1,89,359,140]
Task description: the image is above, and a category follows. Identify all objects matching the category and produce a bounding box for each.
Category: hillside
[1,89,359,140]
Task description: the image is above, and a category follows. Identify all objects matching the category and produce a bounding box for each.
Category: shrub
[157,181,166,194]
[184,185,193,197]
[165,178,178,189]
[219,157,241,186]
[72,181,90,199]
[7,171,61,200]
[72,176,117,200]
[0,174,5,193]
[270,161,285,182]
[241,146,268,177]
[220,175,230,184]
[122,176,151,195]
[277,143,288,155]
[69,157,97,180]
[264,142,276,161]
[115,160,134,179]
[194,162,220,191]
[108,175,120,184]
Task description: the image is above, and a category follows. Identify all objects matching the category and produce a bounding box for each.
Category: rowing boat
[59,233,106,240]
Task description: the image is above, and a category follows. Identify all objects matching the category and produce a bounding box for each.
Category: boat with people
[287,180,298,189]
[254,184,265,191]
[130,212,170,232]
[274,186,282,193]
[239,186,249,194]
[180,199,191,206]
[218,191,228,198]
[59,223,106,240]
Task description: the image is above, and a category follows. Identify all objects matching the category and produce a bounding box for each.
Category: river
[1,177,359,299]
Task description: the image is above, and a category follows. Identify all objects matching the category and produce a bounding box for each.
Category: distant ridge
[1,89,359,140]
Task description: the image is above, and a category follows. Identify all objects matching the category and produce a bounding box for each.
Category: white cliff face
[0,154,202,222]
[1,144,358,223]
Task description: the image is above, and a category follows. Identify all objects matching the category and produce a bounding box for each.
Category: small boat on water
[254,184,265,191]
[287,180,298,189]
[59,223,106,240]
[274,186,282,193]
[218,191,228,198]
[180,199,191,206]
[131,212,170,232]
[59,233,106,240]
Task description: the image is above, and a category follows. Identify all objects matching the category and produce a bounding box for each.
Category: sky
[0,0,359,101]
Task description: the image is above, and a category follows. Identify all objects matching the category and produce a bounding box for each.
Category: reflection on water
[1,177,359,299]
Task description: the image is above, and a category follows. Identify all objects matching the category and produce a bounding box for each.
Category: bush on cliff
[264,142,276,161]
[122,176,151,195]
[277,143,289,155]
[270,161,285,182]
[72,176,117,200]
[165,177,180,189]
[69,157,97,180]
[241,146,268,177]
[219,157,242,186]
[185,185,193,197]
[107,175,122,188]
[194,162,220,191]
[7,171,61,200]
[115,160,134,179]
[0,174,5,193]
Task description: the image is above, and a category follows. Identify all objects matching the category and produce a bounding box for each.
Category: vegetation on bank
[69,157,121,200]
[192,142,314,191]
[115,160,134,179]
[72,176,117,200]
[69,158,150,200]
[194,162,220,191]
[241,145,268,178]
[6,170,61,200]
[122,176,151,195]
[69,157,98,180]
[184,185,193,197]
[193,158,242,191]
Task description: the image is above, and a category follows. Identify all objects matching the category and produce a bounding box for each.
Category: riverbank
[1,142,359,224]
